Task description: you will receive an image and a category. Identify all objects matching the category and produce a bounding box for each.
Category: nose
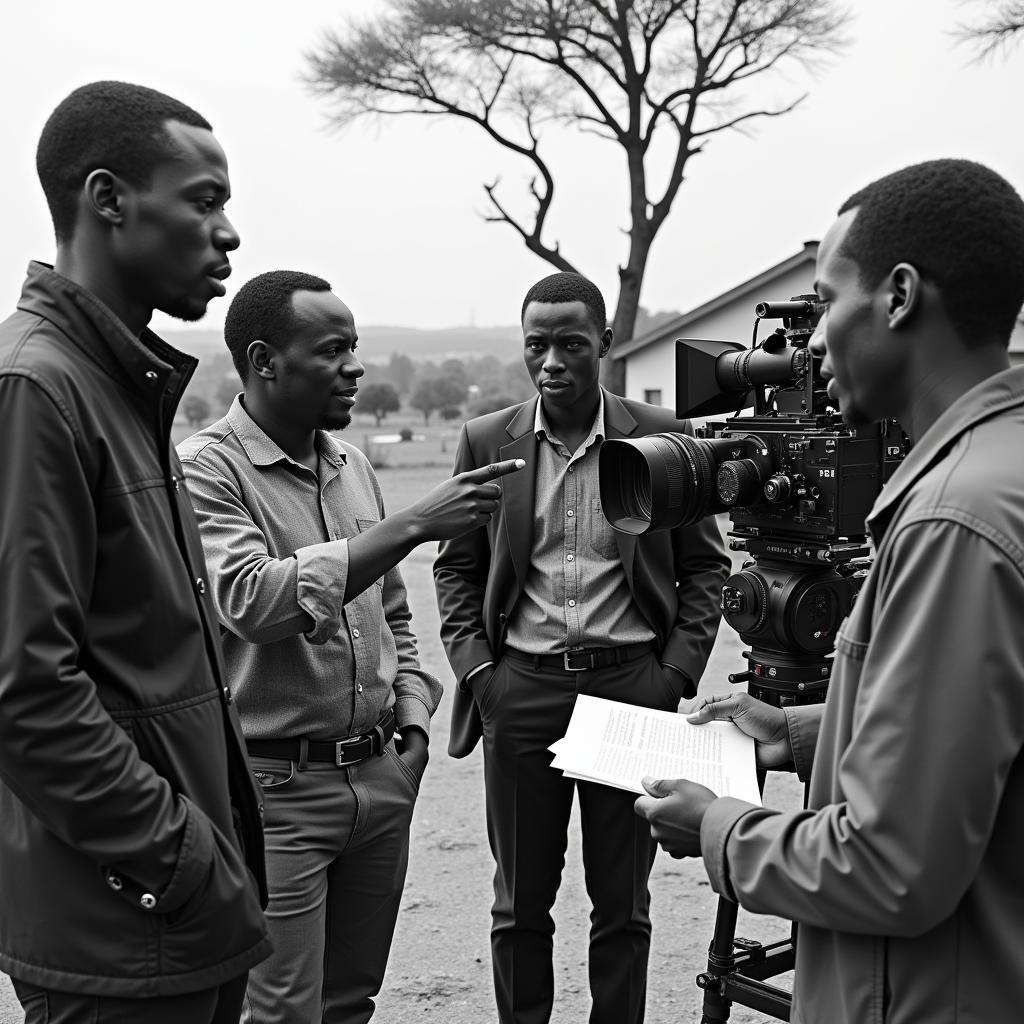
[341,354,364,380]
[214,212,240,253]
[809,320,827,360]
[542,350,565,373]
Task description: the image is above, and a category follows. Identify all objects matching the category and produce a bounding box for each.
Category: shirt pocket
[588,498,618,558]
[356,517,385,588]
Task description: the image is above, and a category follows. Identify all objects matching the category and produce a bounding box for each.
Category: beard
[318,408,352,432]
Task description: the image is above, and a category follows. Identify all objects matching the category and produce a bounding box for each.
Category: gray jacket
[702,367,1024,1023]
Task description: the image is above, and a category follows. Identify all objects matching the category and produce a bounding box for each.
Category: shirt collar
[534,388,606,446]
[867,365,1024,538]
[225,396,348,470]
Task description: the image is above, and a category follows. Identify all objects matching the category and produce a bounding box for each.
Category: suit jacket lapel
[601,390,641,586]
[499,399,539,589]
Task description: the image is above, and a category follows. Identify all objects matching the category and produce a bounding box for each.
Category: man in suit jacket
[434,271,729,1024]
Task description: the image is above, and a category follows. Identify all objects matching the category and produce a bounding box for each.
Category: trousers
[474,649,683,1024]
[12,972,247,1024]
[241,738,419,1024]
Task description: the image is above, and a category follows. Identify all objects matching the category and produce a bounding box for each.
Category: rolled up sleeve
[182,454,349,645]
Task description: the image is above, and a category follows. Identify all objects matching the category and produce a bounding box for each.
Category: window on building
[644,389,663,406]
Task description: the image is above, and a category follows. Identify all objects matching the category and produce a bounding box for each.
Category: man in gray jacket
[636,158,1024,1023]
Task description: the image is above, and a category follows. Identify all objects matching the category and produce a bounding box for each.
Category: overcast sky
[2,0,1022,338]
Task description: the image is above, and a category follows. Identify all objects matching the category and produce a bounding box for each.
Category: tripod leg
[697,895,740,1023]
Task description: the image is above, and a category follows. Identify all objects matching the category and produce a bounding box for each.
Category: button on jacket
[0,263,270,996]
[701,367,1024,1024]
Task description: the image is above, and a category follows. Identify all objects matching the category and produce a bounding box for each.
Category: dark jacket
[0,263,271,996]
[434,391,730,757]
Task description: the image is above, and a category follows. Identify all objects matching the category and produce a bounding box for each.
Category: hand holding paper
[548,695,760,804]
[634,776,718,859]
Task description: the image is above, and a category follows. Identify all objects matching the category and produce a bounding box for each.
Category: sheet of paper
[549,695,761,805]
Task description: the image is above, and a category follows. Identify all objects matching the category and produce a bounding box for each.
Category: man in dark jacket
[0,81,271,1023]
[433,272,729,1024]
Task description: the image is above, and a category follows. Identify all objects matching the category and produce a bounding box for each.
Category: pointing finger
[460,459,526,484]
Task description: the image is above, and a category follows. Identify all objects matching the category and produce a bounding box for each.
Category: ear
[885,263,922,331]
[83,168,127,228]
[247,340,275,380]
[599,327,613,358]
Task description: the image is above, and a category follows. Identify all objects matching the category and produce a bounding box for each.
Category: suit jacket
[433,389,730,758]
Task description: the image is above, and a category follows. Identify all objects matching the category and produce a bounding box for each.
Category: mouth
[333,389,358,405]
[205,265,232,297]
[540,379,570,391]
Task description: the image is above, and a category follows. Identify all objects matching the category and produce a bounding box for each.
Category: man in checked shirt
[178,269,522,1024]
[433,271,729,1024]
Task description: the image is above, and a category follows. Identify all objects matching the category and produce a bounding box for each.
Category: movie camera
[598,295,909,1021]
[600,294,907,706]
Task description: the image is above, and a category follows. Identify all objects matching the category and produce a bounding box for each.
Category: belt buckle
[563,647,591,672]
[334,737,368,767]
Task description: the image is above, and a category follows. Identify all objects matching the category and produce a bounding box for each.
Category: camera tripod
[694,673,827,1024]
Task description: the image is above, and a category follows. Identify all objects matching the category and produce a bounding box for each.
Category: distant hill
[162,308,684,365]
[163,324,523,364]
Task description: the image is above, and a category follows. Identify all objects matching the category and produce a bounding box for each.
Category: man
[0,82,270,1023]
[636,159,1024,1023]
[433,271,730,1024]
[178,269,522,1024]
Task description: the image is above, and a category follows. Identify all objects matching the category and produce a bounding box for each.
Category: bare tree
[306,0,848,392]
[955,0,1024,60]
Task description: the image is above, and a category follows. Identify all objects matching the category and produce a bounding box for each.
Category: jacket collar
[226,395,348,471]
[868,365,1024,539]
[16,261,197,406]
[503,388,640,442]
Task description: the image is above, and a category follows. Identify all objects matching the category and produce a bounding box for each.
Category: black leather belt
[246,708,396,767]
[504,640,658,673]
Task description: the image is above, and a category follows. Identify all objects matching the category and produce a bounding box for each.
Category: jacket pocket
[158,814,266,973]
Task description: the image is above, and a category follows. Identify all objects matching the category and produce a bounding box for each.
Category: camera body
[599,295,908,703]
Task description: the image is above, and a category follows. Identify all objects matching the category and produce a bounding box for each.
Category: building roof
[612,241,819,361]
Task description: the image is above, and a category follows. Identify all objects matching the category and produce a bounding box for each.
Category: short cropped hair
[521,272,607,334]
[36,81,211,242]
[224,270,333,381]
[838,159,1024,343]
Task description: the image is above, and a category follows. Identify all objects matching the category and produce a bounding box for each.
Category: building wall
[624,262,816,412]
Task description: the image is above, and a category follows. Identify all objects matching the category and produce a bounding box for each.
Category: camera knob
[763,474,792,504]
[716,459,762,507]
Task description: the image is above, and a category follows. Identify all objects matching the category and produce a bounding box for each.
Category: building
[614,241,1024,413]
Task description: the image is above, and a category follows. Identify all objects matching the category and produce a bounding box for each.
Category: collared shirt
[505,392,656,654]
[178,397,440,742]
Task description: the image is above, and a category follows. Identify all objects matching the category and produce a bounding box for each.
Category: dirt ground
[0,463,803,1024]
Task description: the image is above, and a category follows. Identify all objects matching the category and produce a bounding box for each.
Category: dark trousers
[12,972,247,1024]
[474,649,681,1024]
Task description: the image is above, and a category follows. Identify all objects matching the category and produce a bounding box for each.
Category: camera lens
[598,432,723,534]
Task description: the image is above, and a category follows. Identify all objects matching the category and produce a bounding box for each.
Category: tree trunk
[604,226,650,396]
